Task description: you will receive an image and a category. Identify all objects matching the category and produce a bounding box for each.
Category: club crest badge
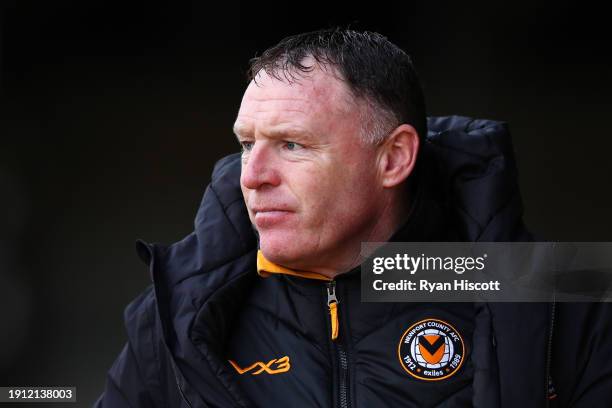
[397,318,465,381]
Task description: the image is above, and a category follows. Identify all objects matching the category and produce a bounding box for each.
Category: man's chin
[259,237,307,269]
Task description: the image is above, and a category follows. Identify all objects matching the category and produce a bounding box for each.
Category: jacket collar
[257,250,332,281]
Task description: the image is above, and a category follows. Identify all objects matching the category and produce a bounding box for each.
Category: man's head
[233,28,426,276]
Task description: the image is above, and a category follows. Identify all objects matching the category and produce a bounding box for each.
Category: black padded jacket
[95,116,612,407]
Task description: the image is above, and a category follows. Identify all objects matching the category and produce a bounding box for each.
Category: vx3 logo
[229,356,291,375]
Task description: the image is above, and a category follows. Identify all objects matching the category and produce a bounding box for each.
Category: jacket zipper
[326,281,350,408]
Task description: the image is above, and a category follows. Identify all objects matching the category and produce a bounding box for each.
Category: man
[96,29,612,407]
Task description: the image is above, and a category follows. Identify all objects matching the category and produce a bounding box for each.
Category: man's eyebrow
[232,124,314,140]
[265,127,314,140]
[232,123,251,139]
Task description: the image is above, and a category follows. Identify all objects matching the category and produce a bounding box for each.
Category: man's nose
[240,143,281,190]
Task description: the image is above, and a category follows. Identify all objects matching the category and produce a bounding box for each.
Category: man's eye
[240,141,254,151]
[284,141,303,151]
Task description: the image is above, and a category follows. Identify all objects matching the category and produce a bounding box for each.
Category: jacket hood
[421,116,530,242]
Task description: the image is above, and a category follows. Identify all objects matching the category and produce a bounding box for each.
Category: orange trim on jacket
[256,250,331,281]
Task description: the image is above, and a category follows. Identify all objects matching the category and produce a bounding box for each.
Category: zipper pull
[326,281,339,341]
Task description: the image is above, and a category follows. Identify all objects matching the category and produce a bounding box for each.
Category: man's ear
[377,124,420,188]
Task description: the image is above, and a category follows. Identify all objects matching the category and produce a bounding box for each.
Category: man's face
[234,67,386,272]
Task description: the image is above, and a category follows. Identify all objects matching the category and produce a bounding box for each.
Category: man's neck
[307,196,411,279]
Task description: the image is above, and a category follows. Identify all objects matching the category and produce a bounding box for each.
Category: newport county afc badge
[397,318,465,381]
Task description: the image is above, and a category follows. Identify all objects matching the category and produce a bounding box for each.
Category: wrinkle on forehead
[244,67,357,118]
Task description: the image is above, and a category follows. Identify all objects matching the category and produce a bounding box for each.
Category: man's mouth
[251,208,294,228]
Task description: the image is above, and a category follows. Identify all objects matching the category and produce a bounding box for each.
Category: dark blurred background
[1,0,610,406]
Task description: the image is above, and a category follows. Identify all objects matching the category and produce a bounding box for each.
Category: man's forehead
[233,63,365,140]
[240,68,355,115]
